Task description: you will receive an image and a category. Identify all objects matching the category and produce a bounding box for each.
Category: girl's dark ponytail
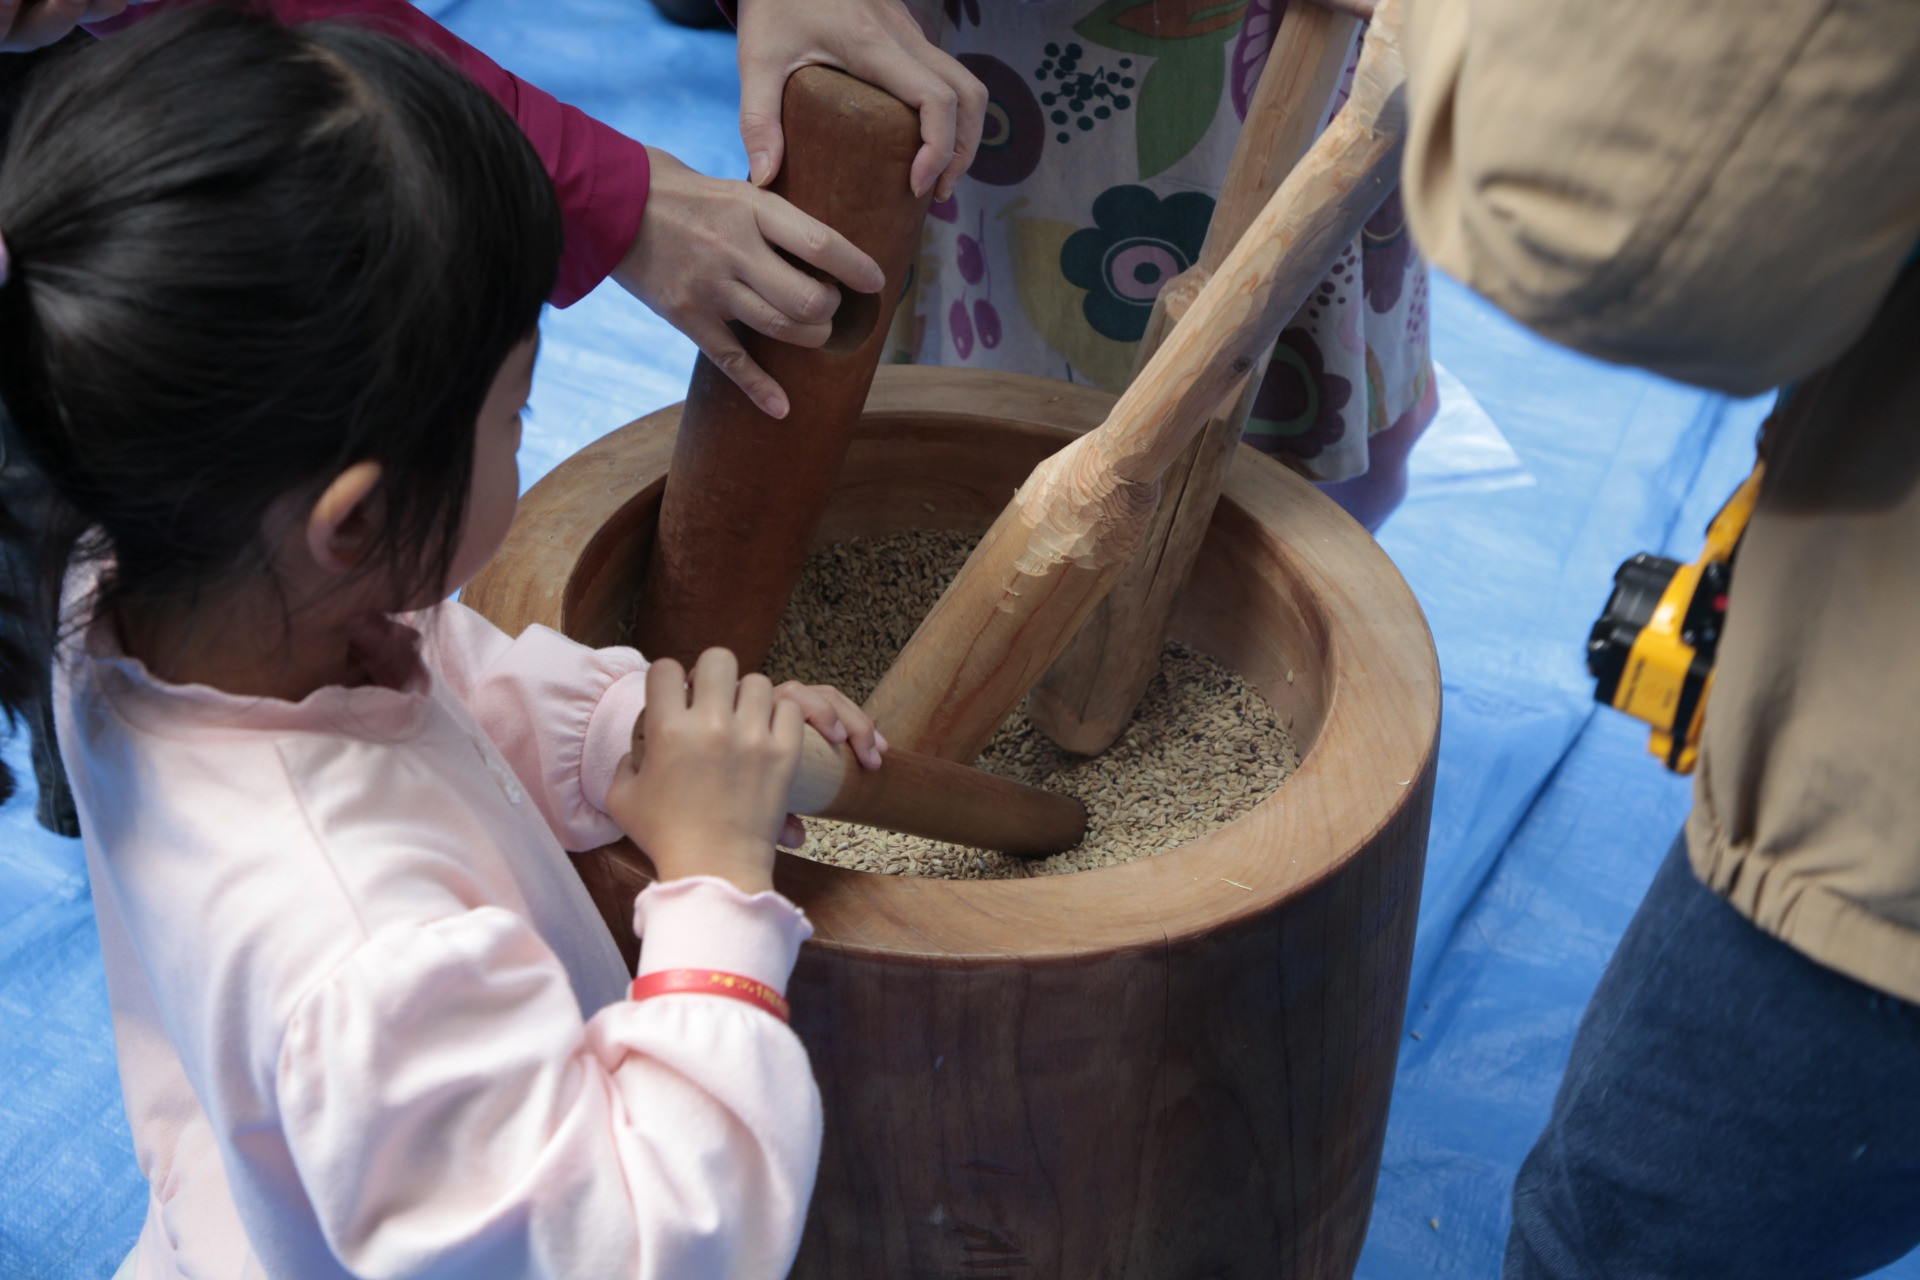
[0,464,40,809]
[0,425,87,817]
[0,6,563,809]
[0,210,88,814]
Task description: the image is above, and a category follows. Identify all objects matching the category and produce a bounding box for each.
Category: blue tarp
[2,3,1912,1276]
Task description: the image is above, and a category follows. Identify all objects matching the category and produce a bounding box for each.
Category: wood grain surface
[465,366,1439,1278]
[1031,1,1364,754]
[632,65,929,671]
[862,19,1408,764]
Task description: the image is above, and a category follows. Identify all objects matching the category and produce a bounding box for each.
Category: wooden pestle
[1030,1,1362,754]
[630,718,1089,858]
[633,67,930,672]
[864,8,1408,763]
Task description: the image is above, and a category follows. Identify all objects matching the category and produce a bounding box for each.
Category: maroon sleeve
[90,0,649,307]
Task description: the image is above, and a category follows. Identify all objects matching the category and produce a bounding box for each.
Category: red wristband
[629,969,791,1024]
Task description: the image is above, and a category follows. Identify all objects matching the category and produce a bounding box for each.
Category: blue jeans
[1505,834,1920,1280]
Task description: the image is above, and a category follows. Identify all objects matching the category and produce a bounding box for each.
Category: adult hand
[1,0,131,52]
[614,146,885,419]
[735,0,986,202]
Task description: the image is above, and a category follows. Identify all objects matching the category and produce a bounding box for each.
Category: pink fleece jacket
[54,595,820,1279]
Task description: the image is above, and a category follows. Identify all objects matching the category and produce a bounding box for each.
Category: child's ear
[305,461,384,576]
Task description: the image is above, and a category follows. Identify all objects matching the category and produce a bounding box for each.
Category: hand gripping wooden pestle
[629,717,1089,858]
[864,6,1408,763]
[633,66,930,672]
[1028,0,1363,755]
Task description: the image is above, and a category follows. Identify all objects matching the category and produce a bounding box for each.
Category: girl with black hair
[4,0,904,838]
[0,9,882,1277]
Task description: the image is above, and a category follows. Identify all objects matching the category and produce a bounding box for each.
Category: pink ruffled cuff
[581,670,649,813]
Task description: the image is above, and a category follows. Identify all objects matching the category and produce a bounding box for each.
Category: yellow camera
[1587,465,1762,773]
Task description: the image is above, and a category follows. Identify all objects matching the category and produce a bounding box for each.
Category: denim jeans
[1505,833,1920,1280]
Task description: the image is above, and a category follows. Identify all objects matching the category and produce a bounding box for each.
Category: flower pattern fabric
[890,0,1433,483]
[1059,184,1213,341]
[961,53,1047,185]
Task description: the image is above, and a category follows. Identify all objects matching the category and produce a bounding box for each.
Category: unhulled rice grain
[761,529,1299,879]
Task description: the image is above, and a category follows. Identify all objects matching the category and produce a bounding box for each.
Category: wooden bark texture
[1031,3,1363,754]
[632,65,929,671]
[463,366,1440,1278]
[863,19,1407,762]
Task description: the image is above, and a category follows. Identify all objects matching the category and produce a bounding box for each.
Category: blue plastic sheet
[2,3,1913,1276]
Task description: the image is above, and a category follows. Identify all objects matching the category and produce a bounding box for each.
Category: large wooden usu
[462,364,1440,1279]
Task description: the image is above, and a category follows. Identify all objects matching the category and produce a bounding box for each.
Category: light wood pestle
[865,7,1408,763]
[629,718,1089,858]
[1029,0,1363,755]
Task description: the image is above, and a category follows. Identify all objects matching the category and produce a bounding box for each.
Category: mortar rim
[464,366,1440,962]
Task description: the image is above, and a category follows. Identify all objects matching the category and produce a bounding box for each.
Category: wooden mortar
[463,366,1440,1280]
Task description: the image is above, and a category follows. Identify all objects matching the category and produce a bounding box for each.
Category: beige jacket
[1401,0,1920,1000]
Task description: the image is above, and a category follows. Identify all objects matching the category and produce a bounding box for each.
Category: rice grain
[760,529,1300,880]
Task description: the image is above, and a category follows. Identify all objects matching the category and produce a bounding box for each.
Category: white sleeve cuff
[631,876,813,995]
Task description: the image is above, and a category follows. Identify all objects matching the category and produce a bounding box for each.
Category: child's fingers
[772,682,884,769]
[767,698,807,825]
[779,814,807,849]
[774,680,846,743]
[690,648,741,720]
[771,693,806,755]
[822,687,887,770]
[642,658,690,734]
[816,684,866,726]
[735,671,775,729]
[601,753,644,829]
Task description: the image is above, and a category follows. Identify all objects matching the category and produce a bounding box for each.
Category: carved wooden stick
[630,720,1088,857]
[1030,2,1363,754]
[865,13,1406,763]
[634,67,929,671]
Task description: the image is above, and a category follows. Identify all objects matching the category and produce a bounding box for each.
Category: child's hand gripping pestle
[634,66,931,672]
[629,714,1090,858]
[864,2,1408,763]
[1028,0,1366,755]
